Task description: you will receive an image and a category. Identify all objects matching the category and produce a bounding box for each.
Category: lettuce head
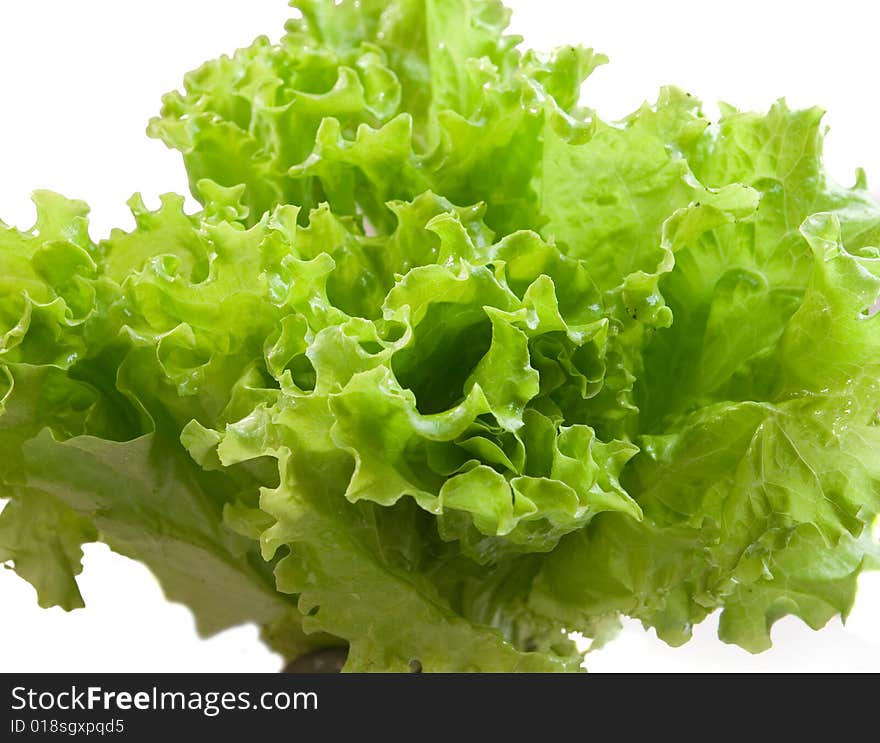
[2,0,880,671]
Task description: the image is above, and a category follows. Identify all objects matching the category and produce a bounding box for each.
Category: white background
[1,0,878,672]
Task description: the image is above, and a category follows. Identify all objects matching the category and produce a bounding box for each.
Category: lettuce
[2,0,879,671]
